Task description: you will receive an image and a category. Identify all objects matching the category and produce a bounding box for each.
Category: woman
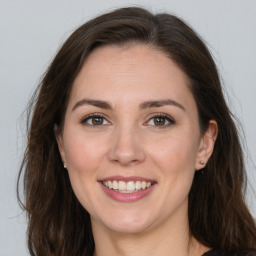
[18,6,256,256]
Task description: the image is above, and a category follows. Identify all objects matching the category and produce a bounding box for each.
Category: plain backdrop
[1,0,255,255]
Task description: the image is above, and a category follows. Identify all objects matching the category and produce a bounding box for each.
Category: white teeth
[118,181,126,191]
[135,181,141,190]
[102,180,153,192]
[113,180,118,190]
[107,180,113,189]
[127,181,135,191]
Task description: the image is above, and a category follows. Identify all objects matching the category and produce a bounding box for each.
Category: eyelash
[80,113,175,128]
[80,113,110,127]
[146,113,176,129]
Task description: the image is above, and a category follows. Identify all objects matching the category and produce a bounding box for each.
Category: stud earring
[63,163,67,169]
[199,160,205,165]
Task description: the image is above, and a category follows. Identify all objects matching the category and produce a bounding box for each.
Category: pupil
[92,117,103,125]
[154,117,165,125]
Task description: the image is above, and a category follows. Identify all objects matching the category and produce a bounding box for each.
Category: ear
[195,120,218,170]
[54,125,67,164]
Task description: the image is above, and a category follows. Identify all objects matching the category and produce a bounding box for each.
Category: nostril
[107,133,146,165]
[111,157,141,166]
[109,151,146,166]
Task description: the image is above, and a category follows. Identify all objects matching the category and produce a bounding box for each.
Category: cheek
[63,129,106,171]
[62,133,107,203]
[148,129,199,177]
[62,131,106,210]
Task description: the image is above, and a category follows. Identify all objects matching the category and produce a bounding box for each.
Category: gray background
[1,0,255,255]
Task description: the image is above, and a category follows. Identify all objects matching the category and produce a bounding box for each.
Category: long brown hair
[18,7,256,256]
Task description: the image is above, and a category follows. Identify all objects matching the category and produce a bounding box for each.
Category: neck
[91,210,209,256]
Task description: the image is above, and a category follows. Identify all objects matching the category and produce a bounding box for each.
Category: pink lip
[99,180,156,203]
[99,175,156,183]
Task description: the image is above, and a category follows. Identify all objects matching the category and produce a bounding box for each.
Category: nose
[108,126,146,166]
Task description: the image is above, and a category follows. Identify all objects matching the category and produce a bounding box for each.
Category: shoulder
[203,250,256,256]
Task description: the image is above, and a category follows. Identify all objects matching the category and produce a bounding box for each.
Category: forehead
[68,44,195,111]
[80,43,187,82]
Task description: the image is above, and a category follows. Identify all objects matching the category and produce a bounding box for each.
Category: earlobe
[195,120,218,170]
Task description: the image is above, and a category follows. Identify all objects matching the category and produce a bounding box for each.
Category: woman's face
[57,44,216,234]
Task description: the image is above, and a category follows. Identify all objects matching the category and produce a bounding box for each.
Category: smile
[99,176,156,202]
[102,180,153,193]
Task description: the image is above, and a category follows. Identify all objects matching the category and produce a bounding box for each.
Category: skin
[57,44,218,256]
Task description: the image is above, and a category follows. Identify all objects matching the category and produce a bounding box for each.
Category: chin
[93,209,154,234]
[105,221,151,234]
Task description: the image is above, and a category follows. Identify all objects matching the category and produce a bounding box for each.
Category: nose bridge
[108,121,146,165]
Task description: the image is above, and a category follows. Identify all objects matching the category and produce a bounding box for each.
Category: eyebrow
[72,98,185,112]
[139,99,185,111]
[72,99,112,111]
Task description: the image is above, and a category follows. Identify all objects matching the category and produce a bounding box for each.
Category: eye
[146,114,175,128]
[81,114,110,126]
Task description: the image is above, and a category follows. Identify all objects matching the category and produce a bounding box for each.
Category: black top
[203,250,223,256]
[202,249,256,256]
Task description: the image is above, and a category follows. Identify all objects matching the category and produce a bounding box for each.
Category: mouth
[99,176,157,202]
[102,180,154,193]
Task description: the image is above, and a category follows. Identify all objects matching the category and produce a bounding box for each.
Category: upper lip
[98,175,156,183]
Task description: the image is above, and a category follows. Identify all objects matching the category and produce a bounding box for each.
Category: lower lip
[99,182,156,202]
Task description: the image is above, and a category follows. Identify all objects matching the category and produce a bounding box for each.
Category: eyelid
[80,113,111,126]
[80,112,175,128]
[144,113,176,128]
